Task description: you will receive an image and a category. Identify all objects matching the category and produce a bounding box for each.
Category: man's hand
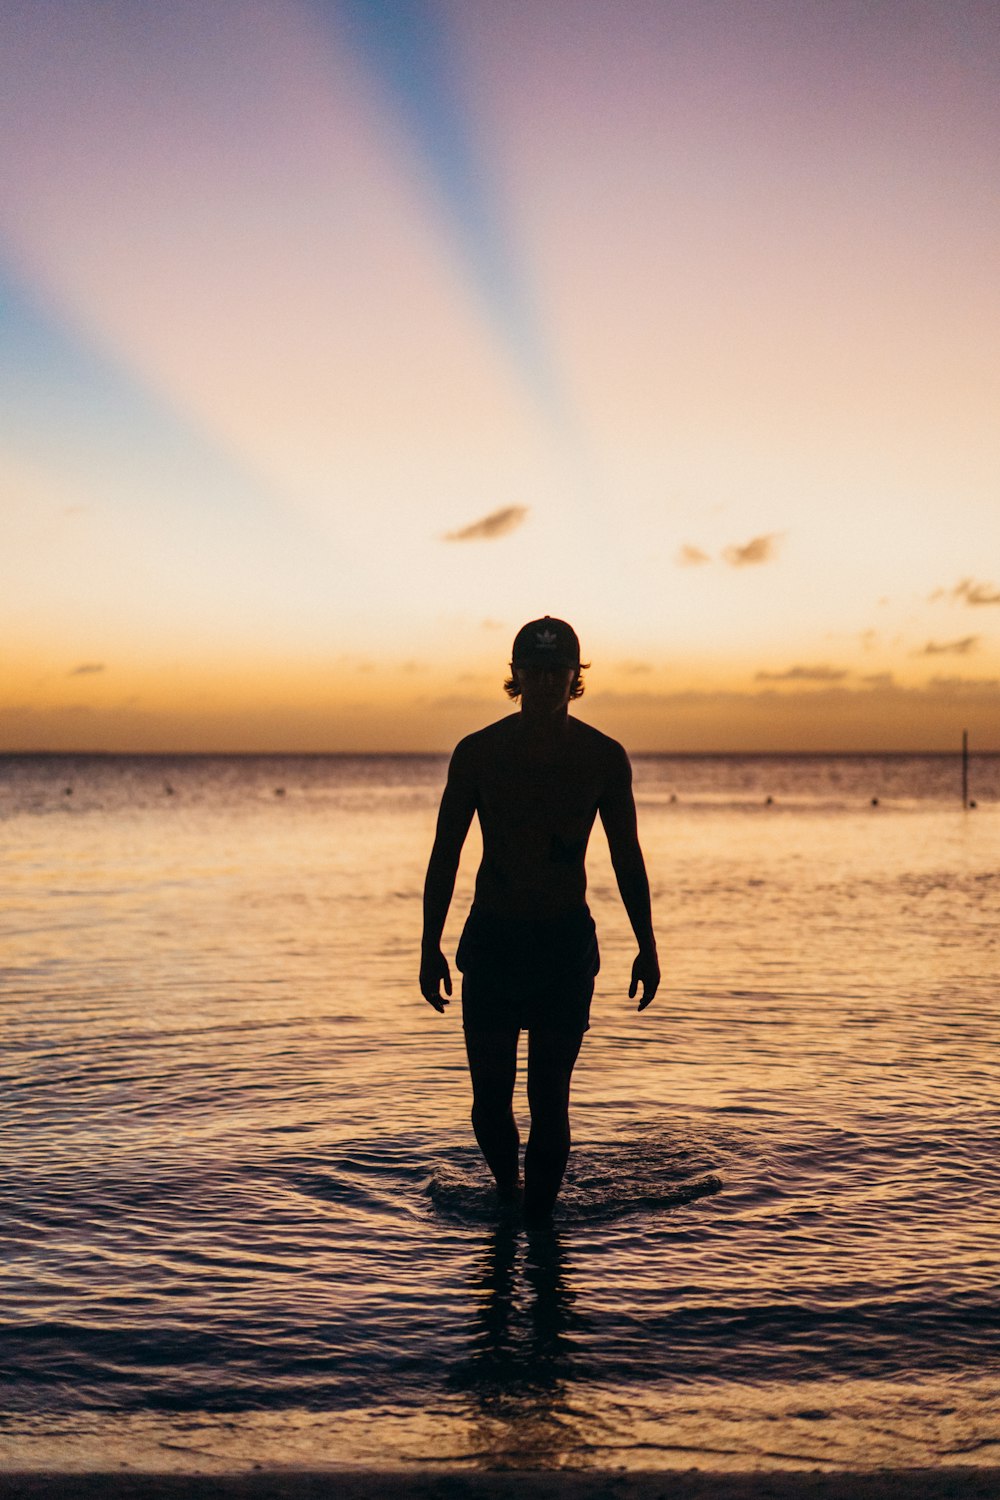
[629,948,660,1011]
[420,946,452,1014]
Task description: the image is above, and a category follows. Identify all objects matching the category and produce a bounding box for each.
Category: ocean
[2,750,998,1474]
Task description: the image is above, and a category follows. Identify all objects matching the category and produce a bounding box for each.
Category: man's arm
[598,745,660,1011]
[419,741,476,1013]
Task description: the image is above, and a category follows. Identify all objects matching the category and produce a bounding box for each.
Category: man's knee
[526,1038,578,1122]
[470,1054,514,1098]
[526,1076,571,1132]
[471,1090,512,1124]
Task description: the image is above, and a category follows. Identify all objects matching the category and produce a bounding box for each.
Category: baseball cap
[511,616,581,668]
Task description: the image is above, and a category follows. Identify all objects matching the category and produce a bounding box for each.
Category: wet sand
[1,1471,999,1500]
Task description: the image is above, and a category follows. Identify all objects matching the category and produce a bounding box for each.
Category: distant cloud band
[755,664,847,682]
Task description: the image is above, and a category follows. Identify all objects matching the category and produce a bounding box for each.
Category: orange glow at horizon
[5,635,997,754]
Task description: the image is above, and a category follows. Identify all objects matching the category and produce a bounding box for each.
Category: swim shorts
[456,905,600,1034]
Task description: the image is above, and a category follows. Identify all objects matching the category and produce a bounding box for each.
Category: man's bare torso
[452,713,630,920]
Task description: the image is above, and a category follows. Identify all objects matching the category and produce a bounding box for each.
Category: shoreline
[1,1471,999,1500]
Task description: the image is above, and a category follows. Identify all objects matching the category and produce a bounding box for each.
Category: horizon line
[2,746,997,759]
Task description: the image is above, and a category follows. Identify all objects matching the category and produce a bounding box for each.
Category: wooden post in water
[962,729,969,808]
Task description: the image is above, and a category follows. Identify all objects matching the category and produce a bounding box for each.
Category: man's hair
[504,663,589,701]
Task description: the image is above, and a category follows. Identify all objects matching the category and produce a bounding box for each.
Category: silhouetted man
[420,617,660,1225]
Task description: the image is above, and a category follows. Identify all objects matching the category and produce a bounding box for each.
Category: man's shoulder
[568,716,630,767]
[451,715,518,764]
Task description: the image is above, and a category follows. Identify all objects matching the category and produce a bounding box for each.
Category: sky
[2,0,999,752]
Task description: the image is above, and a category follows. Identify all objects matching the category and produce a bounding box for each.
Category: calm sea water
[2,751,999,1474]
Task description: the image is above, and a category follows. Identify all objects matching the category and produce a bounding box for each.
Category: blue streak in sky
[0,256,296,530]
[330,0,569,431]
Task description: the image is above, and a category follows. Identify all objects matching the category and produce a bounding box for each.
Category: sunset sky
[3,0,998,751]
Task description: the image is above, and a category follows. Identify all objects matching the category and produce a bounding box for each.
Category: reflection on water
[1,753,998,1472]
[453,1225,590,1466]
[457,1223,584,1397]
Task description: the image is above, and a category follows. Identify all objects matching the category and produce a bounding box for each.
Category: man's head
[504,616,588,702]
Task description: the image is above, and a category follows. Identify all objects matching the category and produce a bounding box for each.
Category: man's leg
[464,1027,521,1200]
[524,1027,584,1225]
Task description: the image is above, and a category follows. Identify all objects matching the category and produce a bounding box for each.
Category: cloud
[618,660,652,675]
[676,543,710,567]
[588,675,999,713]
[444,505,528,542]
[722,533,781,567]
[675,536,782,568]
[67,662,105,676]
[918,636,980,656]
[755,664,848,682]
[953,578,1000,606]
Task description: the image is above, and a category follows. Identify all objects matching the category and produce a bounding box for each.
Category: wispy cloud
[918,636,979,656]
[929,579,1000,605]
[618,660,652,675]
[928,675,999,690]
[755,664,848,682]
[67,662,105,677]
[953,578,1000,606]
[444,505,528,542]
[676,543,710,567]
[676,536,782,568]
[722,533,781,567]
